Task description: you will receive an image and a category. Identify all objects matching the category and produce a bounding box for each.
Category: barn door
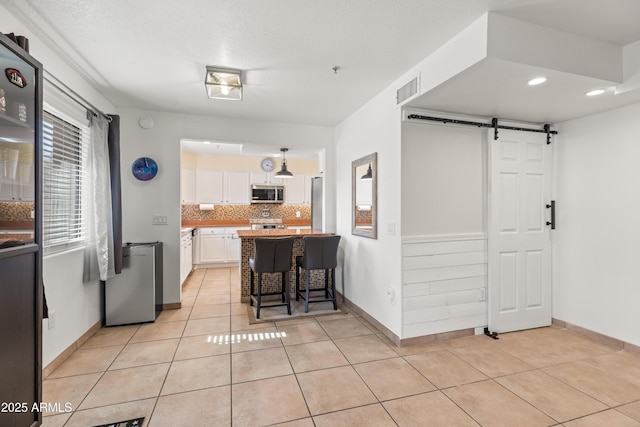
[488,129,552,333]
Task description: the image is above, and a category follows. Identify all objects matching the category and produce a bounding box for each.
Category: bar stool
[295,235,341,313]
[249,237,294,319]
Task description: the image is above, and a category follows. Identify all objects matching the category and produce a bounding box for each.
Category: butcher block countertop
[237,228,331,238]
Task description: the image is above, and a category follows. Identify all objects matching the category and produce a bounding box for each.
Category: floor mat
[93,417,144,427]
[247,297,346,323]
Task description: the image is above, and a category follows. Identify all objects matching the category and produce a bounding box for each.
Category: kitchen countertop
[237,228,330,238]
[181,218,311,228]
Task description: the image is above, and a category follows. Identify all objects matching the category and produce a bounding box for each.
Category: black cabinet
[0,32,43,427]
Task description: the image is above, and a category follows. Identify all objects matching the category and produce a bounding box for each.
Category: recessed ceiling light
[586,89,605,96]
[528,77,547,86]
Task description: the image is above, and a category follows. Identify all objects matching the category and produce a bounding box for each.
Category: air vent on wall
[397,77,418,104]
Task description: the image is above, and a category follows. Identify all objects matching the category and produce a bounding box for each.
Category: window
[42,109,89,251]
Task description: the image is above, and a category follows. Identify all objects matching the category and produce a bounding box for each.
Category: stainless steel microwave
[251,184,285,203]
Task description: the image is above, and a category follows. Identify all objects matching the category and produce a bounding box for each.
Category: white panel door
[488,129,552,333]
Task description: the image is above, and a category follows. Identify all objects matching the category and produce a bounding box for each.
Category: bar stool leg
[331,268,337,310]
[295,264,300,301]
[283,271,291,315]
[325,269,329,299]
[250,270,254,307]
[304,269,311,313]
[256,273,262,319]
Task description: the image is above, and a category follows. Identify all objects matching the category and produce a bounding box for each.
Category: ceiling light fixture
[205,66,242,100]
[586,89,605,97]
[528,77,547,86]
[361,164,373,181]
[275,148,293,178]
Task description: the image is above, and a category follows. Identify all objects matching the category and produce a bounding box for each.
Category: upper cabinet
[250,172,283,185]
[282,174,317,204]
[180,168,195,204]
[224,171,250,204]
[182,167,317,206]
[191,169,250,204]
[195,170,224,203]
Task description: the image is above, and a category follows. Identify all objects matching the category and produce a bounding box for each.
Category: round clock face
[261,158,274,172]
[131,157,158,181]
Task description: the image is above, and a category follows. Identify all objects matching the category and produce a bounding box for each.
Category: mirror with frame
[352,152,377,239]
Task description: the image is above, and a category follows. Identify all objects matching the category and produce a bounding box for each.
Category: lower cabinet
[196,227,249,266]
[180,232,193,285]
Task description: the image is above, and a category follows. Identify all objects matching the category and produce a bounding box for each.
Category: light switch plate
[152,215,168,225]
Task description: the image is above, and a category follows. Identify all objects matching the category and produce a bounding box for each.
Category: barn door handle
[546,200,556,230]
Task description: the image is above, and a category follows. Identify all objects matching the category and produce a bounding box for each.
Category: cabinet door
[0,177,15,201]
[186,238,193,274]
[225,171,250,204]
[251,172,266,184]
[181,169,195,204]
[200,235,226,262]
[225,227,249,262]
[283,174,305,204]
[196,170,224,203]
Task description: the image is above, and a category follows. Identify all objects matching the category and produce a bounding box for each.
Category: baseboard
[339,293,475,347]
[43,320,101,379]
[163,302,181,310]
[552,318,640,355]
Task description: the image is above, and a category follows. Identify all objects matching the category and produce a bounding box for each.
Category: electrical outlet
[478,287,487,302]
[152,215,168,225]
[386,287,395,305]
[296,211,301,218]
[48,310,56,330]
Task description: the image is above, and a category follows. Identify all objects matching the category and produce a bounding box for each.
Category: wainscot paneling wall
[402,234,487,338]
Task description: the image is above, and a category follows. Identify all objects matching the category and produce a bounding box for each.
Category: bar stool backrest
[301,235,341,270]
[252,237,294,273]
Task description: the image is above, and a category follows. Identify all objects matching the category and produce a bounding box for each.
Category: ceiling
[4,0,640,151]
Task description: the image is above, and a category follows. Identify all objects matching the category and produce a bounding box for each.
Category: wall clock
[260,158,275,172]
[131,157,158,181]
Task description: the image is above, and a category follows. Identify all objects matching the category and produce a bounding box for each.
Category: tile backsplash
[0,202,34,221]
[181,204,311,221]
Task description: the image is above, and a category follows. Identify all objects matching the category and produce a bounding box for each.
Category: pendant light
[275,148,293,178]
[361,163,373,180]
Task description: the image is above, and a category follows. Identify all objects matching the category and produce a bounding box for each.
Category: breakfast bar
[237,228,332,302]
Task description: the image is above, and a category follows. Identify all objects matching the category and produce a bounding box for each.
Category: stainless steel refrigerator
[311,177,323,231]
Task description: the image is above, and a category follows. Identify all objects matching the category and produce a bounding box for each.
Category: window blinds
[42,110,89,250]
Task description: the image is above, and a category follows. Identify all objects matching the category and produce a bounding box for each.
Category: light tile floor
[42,268,640,426]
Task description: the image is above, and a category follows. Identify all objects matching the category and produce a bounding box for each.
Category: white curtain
[83,113,114,281]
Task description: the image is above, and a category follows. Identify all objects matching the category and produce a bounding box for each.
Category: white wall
[118,108,335,305]
[554,103,640,347]
[334,85,404,338]
[401,122,485,236]
[0,4,115,366]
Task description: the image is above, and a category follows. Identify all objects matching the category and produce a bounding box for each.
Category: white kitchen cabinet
[0,164,34,202]
[180,231,193,285]
[280,174,316,204]
[199,228,226,263]
[195,170,224,203]
[224,171,250,204]
[283,174,305,204]
[181,168,195,204]
[226,226,250,262]
[196,170,249,204]
[194,227,250,266]
[251,172,284,184]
